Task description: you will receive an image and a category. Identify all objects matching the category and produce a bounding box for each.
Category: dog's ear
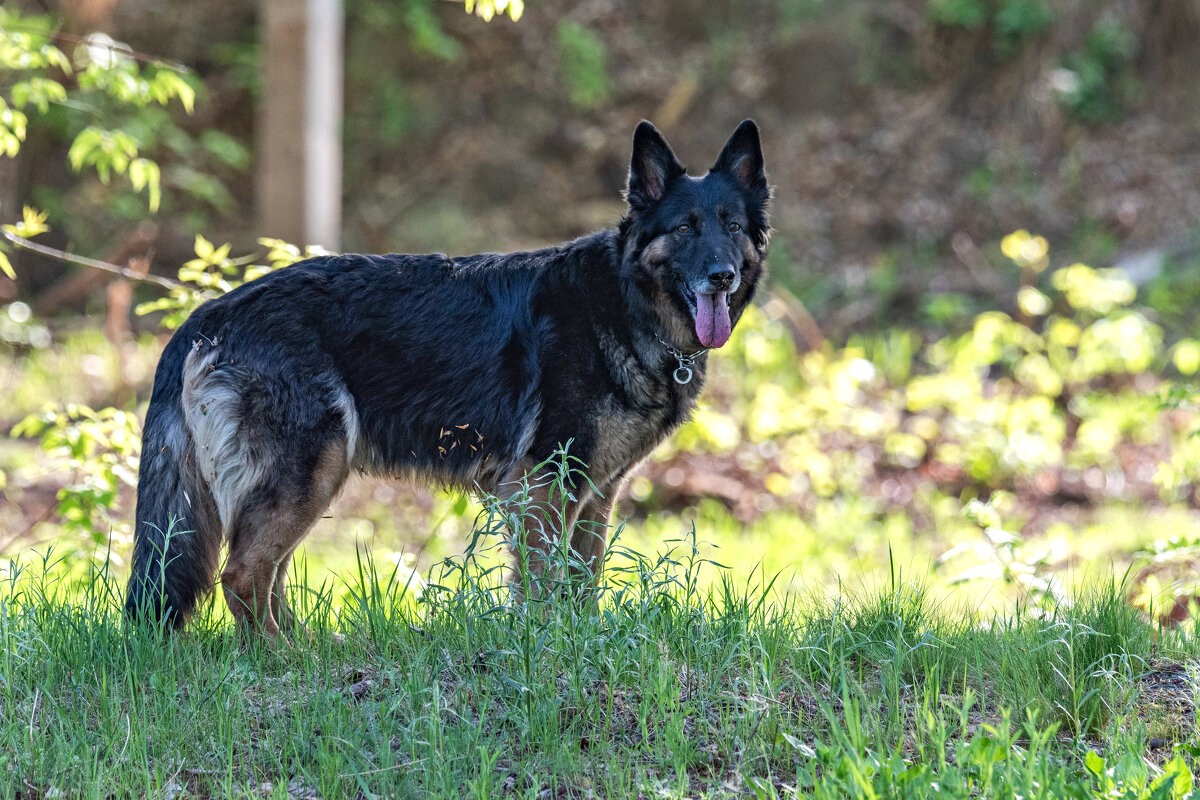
[711,119,766,197]
[627,120,685,208]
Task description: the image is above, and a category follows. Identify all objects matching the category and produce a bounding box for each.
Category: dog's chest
[587,383,696,488]
[579,332,706,487]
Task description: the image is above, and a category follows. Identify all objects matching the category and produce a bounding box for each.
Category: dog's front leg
[567,483,618,587]
[501,464,589,602]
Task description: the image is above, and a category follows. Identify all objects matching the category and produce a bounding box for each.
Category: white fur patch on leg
[181,345,266,534]
[332,387,361,469]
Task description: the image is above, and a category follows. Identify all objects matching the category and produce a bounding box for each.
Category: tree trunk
[257,0,343,251]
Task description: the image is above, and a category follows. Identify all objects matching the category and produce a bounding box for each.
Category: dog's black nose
[707,265,736,290]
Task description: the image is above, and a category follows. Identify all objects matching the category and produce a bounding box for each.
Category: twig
[0,495,59,554]
[28,687,39,752]
[340,757,428,779]
[0,25,194,73]
[2,229,181,291]
[951,231,1008,294]
[117,715,130,764]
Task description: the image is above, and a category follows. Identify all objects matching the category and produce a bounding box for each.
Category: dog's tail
[125,335,222,629]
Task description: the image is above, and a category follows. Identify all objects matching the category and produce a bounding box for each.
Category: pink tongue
[694,292,731,348]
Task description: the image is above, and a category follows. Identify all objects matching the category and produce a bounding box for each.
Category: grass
[3,508,1199,799]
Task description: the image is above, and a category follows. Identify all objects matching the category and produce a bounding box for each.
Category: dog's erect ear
[627,120,685,207]
[711,119,766,196]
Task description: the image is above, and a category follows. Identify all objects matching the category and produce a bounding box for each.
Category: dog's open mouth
[684,289,733,349]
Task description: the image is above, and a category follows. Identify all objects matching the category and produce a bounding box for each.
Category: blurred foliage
[0,6,205,268]
[0,7,195,210]
[1054,18,1140,124]
[358,0,463,61]
[135,234,317,328]
[676,252,1179,495]
[556,21,611,110]
[656,234,1199,609]
[5,0,522,269]
[950,493,1060,610]
[11,405,140,558]
[926,0,1054,55]
[466,0,524,23]
[922,2,1144,126]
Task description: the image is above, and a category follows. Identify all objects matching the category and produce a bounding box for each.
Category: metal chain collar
[657,336,707,385]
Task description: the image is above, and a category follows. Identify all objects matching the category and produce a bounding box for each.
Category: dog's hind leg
[221,439,348,639]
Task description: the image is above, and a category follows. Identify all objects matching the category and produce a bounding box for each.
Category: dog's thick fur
[125,120,770,635]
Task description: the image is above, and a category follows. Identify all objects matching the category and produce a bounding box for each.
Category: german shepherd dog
[125,120,769,636]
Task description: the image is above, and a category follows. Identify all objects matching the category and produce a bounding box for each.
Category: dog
[125,119,770,636]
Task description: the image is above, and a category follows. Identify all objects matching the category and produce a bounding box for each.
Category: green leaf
[0,130,21,157]
[128,157,145,191]
[11,412,49,439]
[151,70,196,114]
[0,101,29,143]
[67,127,101,172]
[129,158,161,212]
[780,731,817,758]
[46,44,72,74]
[2,205,51,239]
[200,130,251,170]
[463,0,523,22]
[0,249,14,280]
[1154,755,1193,799]
[194,234,214,260]
[1110,751,1148,789]
[10,76,67,113]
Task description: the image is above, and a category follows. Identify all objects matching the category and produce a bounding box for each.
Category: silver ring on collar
[657,336,707,385]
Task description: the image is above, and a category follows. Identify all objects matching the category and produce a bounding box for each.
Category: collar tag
[657,337,707,385]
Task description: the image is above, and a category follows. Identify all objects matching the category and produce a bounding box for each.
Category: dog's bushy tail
[125,338,222,629]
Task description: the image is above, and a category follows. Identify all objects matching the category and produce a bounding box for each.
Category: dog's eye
[728,221,742,233]
[675,224,691,234]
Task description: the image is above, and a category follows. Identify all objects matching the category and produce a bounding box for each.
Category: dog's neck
[586,228,711,390]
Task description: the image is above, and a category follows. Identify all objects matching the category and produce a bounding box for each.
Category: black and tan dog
[126,120,770,636]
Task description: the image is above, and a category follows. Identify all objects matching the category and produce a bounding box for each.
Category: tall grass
[0,468,1195,798]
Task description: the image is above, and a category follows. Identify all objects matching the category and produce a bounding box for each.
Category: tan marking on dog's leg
[222,441,348,639]
[222,543,279,637]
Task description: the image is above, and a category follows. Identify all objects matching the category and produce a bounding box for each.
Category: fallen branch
[764,284,827,353]
[2,228,181,292]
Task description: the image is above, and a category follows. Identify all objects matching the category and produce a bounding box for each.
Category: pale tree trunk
[257,0,343,251]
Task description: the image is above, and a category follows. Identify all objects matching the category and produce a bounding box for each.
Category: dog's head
[622,119,770,350]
